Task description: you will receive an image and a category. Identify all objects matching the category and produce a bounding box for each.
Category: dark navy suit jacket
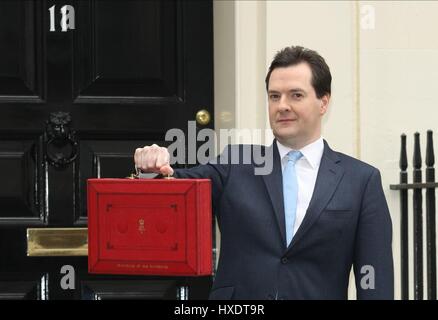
[174,140,394,299]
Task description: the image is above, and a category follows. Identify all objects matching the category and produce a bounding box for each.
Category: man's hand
[134,144,174,176]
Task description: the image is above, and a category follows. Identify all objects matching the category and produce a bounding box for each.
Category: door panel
[0,1,44,100]
[0,273,47,300]
[73,1,182,101]
[0,138,44,223]
[81,280,179,300]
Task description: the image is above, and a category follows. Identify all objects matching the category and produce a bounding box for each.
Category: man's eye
[270,94,280,100]
[292,93,303,99]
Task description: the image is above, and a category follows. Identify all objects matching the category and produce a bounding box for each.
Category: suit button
[281,257,288,264]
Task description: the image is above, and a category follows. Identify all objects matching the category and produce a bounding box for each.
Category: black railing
[390,130,437,300]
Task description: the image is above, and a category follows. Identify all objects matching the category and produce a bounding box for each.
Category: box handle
[126,166,174,179]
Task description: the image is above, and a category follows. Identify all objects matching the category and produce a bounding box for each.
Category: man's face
[268,62,330,149]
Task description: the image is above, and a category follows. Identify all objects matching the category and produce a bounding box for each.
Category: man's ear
[320,94,330,115]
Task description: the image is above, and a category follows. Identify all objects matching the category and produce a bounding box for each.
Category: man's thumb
[160,165,174,176]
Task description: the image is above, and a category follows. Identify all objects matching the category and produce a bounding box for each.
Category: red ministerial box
[87,178,212,276]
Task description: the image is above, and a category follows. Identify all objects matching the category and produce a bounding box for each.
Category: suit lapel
[260,142,287,246]
[288,140,345,250]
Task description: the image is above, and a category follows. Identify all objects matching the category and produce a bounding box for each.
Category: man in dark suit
[134,46,394,299]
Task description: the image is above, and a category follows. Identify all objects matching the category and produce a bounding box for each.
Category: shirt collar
[276,137,324,169]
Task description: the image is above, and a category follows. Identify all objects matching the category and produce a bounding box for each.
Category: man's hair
[265,46,331,98]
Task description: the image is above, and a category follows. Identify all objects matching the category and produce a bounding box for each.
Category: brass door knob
[196,109,211,126]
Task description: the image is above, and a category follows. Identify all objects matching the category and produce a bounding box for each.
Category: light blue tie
[283,150,303,246]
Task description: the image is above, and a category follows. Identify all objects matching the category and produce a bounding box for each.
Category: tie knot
[287,150,303,164]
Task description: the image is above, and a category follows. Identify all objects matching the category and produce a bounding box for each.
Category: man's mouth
[277,119,297,123]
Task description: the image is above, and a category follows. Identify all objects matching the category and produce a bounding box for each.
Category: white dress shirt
[276,137,324,236]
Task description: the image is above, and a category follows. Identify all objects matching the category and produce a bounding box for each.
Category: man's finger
[160,165,174,176]
[155,148,169,168]
[134,148,141,168]
[146,148,158,170]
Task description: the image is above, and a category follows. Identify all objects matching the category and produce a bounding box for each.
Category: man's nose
[278,96,291,112]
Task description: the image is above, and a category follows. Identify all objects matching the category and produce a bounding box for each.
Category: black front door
[0,0,213,300]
